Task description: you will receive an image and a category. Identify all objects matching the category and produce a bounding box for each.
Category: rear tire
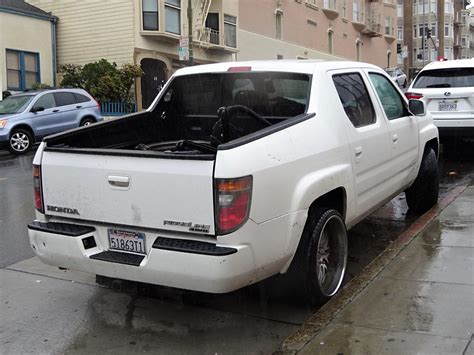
[405,148,439,214]
[80,117,95,126]
[8,128,33,154]
[289,208,348,306]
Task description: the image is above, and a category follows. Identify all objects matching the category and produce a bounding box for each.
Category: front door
[141,58,166,109]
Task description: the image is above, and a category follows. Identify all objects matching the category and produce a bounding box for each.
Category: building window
[353,1,363,22]
[276,11,282,39]
[165,0,180,34]
[397,4,403,17]
[429,0,437,13]
[413,24,417,38]
[323,0,336,10]
[143,0,158,30]
[224,14,237,48]
[306,0,317,5]
[328,29,334,54]
[413,0,417,15]
[445,0,453,14]
[444,24,450,37]
[341,0,347,18]
[385,17,394,36]
[397,26,403,40]
[6,50,39,91]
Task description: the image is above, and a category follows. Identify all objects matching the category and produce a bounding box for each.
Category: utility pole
[187,0,194,66]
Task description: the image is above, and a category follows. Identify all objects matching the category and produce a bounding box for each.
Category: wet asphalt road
[0,140,473,353]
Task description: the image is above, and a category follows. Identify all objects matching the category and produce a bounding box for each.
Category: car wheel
[8,128,33,154]
[80,118,95,126]
[290,208,348,306]
[405,148,439,214]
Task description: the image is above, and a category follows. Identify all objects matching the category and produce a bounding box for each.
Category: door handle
[52,109,59,113]
[76,105,82,109]
[392,134,399,143]
[108,175,130,188]
[355,147,363,157]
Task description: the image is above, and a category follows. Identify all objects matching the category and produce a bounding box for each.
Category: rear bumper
[27,217,299,293]
[434,119,474,138]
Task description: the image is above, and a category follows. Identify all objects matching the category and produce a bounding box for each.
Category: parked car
[0,88,102,154]
[384,67,408,88]
[27,61,438,306]
[406,58,474,140]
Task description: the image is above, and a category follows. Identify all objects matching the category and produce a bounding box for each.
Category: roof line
[0,5,56,21]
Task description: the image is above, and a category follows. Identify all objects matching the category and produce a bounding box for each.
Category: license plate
[108,229,146,254]
[439,101,457,111]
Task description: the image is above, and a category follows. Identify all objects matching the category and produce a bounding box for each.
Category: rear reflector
[215,176,252,235]
[405,92,423,100]
[227,66,252,72]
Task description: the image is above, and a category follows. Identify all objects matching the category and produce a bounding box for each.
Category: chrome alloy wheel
[316,214,347,297]
[10,132,30,152]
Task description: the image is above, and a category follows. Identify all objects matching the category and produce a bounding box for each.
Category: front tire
[8,128,33,154]
[405,148,439,213]
[291,208,348,306]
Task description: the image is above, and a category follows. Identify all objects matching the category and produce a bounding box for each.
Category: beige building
[238,0,398,67]
[0,0,56,99]
[26,0,397,110]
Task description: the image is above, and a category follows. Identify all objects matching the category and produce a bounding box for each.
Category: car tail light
[93,98,101,112]
[214,176,252,235]
[33,165,44,213]
[405,92,423,100]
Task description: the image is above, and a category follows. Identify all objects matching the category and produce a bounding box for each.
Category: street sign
[402,45,408,59]
[179,36,189,61]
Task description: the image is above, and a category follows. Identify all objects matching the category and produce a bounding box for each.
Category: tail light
[214,176,252,235]
[405,92,423,100]
[33,165,44,213]
[94,98,101,112]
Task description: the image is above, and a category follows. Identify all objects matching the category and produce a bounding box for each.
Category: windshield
[0,95,34,114]
[413,68,474,88]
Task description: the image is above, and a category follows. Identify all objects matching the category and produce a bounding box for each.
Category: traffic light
[397,43,402,53]
[426,28,432,39]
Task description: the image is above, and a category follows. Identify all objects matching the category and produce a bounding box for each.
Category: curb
[280,184,468,354]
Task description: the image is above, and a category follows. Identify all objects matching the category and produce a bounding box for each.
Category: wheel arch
[10,124,36,142]
[424,137,439,159]
[281,186,348,273]
[79,115,97,125]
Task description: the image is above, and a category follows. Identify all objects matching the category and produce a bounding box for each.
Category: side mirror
[408,99,425,116]
[31,106,45,113]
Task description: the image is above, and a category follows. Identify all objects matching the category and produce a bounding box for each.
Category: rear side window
[333,73,376,127]
[413,68,474,88]
[53,92,76,107]
[73,93,91,103]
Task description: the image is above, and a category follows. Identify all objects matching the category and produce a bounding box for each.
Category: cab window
[34,93,56,110]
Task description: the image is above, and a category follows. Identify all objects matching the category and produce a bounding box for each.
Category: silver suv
[0,88,102,154]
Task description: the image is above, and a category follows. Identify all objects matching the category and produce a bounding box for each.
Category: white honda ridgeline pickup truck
[28,61,439,305]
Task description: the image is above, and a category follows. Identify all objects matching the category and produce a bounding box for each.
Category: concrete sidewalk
[286,185,474,354]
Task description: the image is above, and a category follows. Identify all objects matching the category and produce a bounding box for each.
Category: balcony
[197,27,238,53]
[352,10,366,31]
[322,0,339,20]
[362,14,382,37]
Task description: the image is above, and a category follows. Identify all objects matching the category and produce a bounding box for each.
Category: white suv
[406,59,474,140]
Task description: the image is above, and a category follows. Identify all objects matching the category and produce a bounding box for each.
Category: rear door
[40,152,216,235]
[52,92,81,130]
[332,70,392,217]
[367,71,419,191]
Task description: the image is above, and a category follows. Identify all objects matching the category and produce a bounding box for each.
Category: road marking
[0,178,7,182]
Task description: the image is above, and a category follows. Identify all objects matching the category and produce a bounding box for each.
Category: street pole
[187,0,194,66]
